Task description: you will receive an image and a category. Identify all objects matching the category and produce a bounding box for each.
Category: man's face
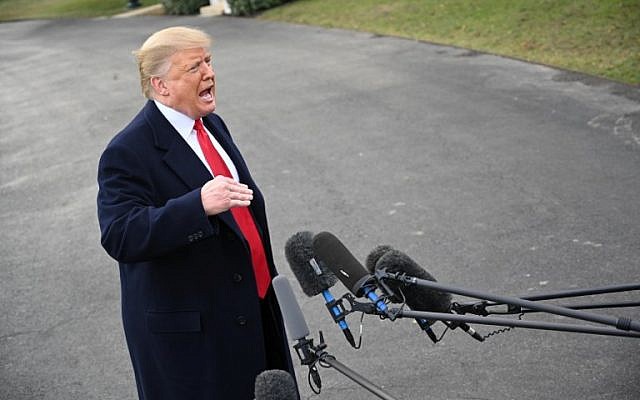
[161,47,216,119]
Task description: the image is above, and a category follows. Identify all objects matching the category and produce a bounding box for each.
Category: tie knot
[194,119,205,133]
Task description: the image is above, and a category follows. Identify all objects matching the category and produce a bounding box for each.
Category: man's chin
[201,102,216,115]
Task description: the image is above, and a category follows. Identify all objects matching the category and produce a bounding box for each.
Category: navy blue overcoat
[97,100,295,399]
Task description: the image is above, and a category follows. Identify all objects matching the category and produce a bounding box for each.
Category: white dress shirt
[154,100,240,182]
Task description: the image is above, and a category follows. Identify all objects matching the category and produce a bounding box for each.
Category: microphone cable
[480,312,526,340]
[307,362,321,395]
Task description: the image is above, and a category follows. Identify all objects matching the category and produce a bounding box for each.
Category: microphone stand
[376,271,640,334]
[303,331,400,400]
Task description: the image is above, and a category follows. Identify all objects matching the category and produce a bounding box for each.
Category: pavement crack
[1,315,88,342]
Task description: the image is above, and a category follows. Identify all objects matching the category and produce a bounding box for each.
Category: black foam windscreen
[375,249,452,313]
[284,231,338,297]
[254,369,298,400]
[365,244,394,273]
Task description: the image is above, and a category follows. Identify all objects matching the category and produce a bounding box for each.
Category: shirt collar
[154,100,198,141]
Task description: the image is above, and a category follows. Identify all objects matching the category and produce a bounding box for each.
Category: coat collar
[143,101,211,189]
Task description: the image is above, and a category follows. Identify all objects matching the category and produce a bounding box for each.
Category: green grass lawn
[1,0,637,85]
[0,0,161,21]
[261,0,640,85]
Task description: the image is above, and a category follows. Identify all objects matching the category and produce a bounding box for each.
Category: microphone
[374,248,452,311]
[272,275,322,390]
[254,369,298,400]
[312,232,393,318]
[272,278,402,400]
[364,245,394,274]
[367,245,439,342]
[374,248,485,342]
[285,231,356,347]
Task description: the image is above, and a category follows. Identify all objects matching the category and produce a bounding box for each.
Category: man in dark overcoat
[97,26,296,399]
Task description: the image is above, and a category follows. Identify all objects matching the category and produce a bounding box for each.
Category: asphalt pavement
[1,14,639,400]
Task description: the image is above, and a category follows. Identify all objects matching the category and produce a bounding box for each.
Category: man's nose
[202,63,215,79]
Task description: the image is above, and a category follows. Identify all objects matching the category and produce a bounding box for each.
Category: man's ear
[150,76,169,97]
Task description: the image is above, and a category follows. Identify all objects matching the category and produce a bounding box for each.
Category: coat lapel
[143,101,243,239]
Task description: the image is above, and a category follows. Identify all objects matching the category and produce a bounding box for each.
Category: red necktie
[194,119,271,299]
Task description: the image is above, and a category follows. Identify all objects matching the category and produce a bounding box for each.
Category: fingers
[213,176,253,199]
[201,176,254,215]
[227,182,253,197]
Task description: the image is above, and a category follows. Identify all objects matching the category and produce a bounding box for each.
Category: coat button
[236,316,247,326]
[232,273,243,283]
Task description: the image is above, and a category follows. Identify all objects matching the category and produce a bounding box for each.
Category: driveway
[1,15,639,400]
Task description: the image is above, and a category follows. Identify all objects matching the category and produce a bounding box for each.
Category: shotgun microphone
[273,277,401,400]
[312,232,393,318]
[366,245,439,343]
[272,275,322,390]
[285,231,356,347]
[374,248,484,342]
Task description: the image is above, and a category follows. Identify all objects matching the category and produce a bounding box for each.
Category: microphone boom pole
[381,272,640,333]
[456,283,640,313]
[466,300,640,316]
[520,283,640,302]
[393,309,640,338]
[318,354,399,400]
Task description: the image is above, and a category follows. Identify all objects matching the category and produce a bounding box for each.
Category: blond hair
[134,26,212,99]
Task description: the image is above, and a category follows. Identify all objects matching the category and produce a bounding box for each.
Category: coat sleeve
[97,141,215,263]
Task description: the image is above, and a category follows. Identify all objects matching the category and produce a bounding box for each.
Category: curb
[112,4,165,18]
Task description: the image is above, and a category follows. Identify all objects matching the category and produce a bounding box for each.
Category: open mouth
[199,86,214,102]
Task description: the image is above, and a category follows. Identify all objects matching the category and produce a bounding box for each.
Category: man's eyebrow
[176,54,212,71]
[179,60,201,71]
